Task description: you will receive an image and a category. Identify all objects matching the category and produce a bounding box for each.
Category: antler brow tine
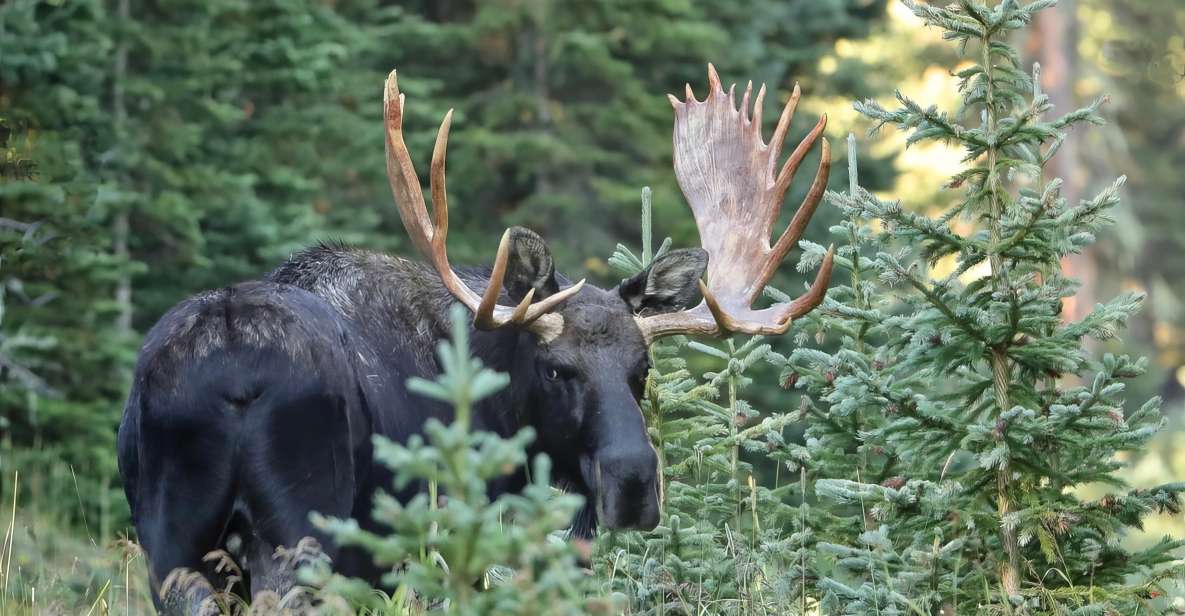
[785,244,836,321]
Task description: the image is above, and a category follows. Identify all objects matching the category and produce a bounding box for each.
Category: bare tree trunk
[530,0,552,198]
[112,0,133,335]
[1028,0,1094,322]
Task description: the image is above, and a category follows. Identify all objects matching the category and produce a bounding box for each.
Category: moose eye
[542,361,576,382]
[630,366,649,396]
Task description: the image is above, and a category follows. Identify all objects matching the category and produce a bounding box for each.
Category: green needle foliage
[310,306,595,615]
[782,0,1184,613]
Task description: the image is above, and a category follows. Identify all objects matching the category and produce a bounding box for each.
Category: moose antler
[383,70,584,338]
[635,65,835,343]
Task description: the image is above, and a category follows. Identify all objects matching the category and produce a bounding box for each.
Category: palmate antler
[635,64,836,343]
[383,70,584,338]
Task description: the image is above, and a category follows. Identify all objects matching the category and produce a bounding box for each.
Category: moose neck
[266,244,538,491]
[268,245,506,375]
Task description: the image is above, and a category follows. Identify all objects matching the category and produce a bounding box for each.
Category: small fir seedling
[310,305,594,615]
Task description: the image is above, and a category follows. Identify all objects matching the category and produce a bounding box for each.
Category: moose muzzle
[591,445,660,531]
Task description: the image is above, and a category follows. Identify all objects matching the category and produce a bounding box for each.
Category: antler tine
[699,281,734,332]
[697,244,835,337]
[384,70,434,257]
[773,114,828,205]
[510,289,535,322]
[768,82,802,161]
[430,109,453,242]
[383,69,583,338]
[752,83,767,128]
[522,279,586,321]
[762,114,828,253]
[476,230,584,329]
[783,245,835,321]
[475,230,515,330]
[764,137,831,289]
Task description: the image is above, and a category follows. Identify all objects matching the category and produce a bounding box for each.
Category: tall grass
[0,456,153,615]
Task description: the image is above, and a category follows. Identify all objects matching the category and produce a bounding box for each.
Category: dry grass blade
[3,471,17,606]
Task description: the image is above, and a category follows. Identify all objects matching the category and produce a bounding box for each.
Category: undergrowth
[0,485,153,615]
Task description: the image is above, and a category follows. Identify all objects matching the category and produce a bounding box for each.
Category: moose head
[382,65,835,534]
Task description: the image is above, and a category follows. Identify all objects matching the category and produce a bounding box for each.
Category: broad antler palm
[635,65,836,343]
[383,70,584,339]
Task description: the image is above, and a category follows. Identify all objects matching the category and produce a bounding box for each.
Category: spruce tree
[1,0,132,533]
[782,0,1184,612]
[0,0,391,531]
[597,1,1183,614]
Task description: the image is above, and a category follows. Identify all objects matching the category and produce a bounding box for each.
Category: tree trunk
[530,0,553,198]
[1028,0,1094,322]
[112,0,133,335]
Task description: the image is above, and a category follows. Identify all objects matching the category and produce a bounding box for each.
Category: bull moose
[117,65,835,612]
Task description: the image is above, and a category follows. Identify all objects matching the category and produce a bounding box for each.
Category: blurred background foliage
[0,0,1182,611]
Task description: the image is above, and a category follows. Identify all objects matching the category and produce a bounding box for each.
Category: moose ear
[503,226,560,301]
[618,248,708,315]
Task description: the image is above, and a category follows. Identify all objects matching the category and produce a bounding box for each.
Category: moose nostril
[599,476,661,531]
[637,499,660,531]
[596,446,661,530]
[599,448,657,483]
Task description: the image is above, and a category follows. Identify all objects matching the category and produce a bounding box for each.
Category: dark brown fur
[119,230,708,612]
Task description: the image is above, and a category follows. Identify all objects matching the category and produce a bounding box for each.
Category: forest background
[1,0,1183,611]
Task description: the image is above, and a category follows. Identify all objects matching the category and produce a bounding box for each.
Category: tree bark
[112,0,133,335]
[530,1,553,198]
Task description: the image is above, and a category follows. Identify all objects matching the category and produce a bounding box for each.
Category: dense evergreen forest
[2,0,1183,613]
[1,0,889,536]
